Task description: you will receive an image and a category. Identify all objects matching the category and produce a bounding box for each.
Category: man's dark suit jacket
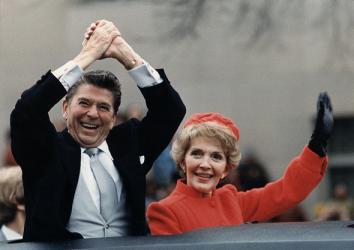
[10,69,186,242]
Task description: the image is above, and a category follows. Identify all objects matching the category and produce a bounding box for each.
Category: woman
[147,92,333,235]
[0,166,25,242]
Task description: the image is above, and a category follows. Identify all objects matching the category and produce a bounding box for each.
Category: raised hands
[73,20,120,70]
[309,92,334,157]
[83,20,143,70]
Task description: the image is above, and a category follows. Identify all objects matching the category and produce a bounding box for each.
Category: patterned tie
[85,148,118,221]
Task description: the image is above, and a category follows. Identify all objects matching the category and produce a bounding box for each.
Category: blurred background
[1,0,354,221]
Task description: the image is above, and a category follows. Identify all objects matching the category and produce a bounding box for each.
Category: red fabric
[183,112,240,140]
[147,146,328,235]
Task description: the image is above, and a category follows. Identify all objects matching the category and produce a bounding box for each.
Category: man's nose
[87,106,99,117]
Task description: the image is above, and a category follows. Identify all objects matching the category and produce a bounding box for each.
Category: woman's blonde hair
[0,166,24,224]
[171,121,242,172]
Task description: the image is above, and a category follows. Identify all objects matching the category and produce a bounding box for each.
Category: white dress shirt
[1,225,22,241]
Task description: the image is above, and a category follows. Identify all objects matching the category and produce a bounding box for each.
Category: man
[0,166,25,242]
[10,20,185,241]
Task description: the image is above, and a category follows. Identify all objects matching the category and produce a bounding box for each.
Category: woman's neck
[5,210,25,235]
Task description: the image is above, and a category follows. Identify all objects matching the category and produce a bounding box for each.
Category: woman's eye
[211,153,223,161]
[190,150,203,157]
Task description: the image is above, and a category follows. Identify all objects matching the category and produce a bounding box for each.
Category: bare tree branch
[162,0,354,69]
[165,0,206,39]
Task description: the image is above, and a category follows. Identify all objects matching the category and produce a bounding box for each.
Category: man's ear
[62,100,68,120]
[110,114,117,129]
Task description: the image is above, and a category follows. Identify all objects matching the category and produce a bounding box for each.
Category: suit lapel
[58,129,81,193]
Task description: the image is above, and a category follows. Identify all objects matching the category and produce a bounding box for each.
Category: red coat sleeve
[237,146,328,222]
[147,202,182,235]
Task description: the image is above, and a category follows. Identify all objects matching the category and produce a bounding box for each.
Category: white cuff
[60,64,83,90]
[128,61,163,88]
[53,61,83,91]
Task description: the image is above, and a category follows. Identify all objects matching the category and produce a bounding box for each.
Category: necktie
[85,148,118,221]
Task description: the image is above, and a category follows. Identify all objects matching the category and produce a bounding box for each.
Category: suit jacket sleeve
[237,146,328,222]
[10,71,66,176]
[109,69,186,174]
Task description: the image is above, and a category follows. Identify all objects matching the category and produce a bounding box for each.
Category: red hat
[183,112,240,140]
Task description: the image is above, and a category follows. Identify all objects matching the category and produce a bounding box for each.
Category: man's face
[62,83,116,148]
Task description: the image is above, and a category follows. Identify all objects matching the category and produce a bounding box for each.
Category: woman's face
[181,136,228,197]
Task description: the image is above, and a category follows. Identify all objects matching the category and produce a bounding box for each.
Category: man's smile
[80,122,100,129]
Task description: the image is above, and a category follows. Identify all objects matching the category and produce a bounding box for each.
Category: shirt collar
[1,225,22,241]
[81,141,113,160]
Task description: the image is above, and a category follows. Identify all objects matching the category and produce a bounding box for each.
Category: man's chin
[77,136,101,148]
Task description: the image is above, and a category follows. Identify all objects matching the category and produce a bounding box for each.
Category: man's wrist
[123,56,143,70]
[112,40,143,70]
[53,60,78,79]
[73,52,96,71]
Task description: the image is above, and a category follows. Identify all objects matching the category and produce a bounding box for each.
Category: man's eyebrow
[77,97,109,103]
[76,96,112,108]
[77,97,89,101]
[98,101,112,107]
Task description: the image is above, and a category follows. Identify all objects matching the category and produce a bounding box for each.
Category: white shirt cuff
[52,61,83,91]
[128,61,163,88]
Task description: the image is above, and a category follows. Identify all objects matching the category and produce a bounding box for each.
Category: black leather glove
[308,92,333,157]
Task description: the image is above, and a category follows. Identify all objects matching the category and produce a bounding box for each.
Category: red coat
[147,146,327,235]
